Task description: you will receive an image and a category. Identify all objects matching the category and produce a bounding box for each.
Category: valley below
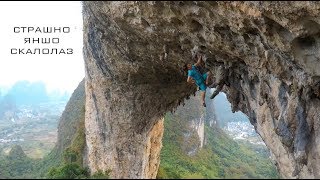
[0,101,67,159]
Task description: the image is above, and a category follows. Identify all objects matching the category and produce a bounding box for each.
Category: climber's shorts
[197,73,208,91]
[198,83,207,91]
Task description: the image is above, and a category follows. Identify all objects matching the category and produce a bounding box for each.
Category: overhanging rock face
[82,1,320,178]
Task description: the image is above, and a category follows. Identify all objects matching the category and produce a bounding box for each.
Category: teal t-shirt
[188,65,205,85]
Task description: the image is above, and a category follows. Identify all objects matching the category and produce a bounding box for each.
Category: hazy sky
[0,1,84,93]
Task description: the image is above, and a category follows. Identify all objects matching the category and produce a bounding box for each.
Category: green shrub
[47,163,89,179]
[90,169,111,179]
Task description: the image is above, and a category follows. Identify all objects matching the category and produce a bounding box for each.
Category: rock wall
[83,1,320,178]
[142,117,164,179]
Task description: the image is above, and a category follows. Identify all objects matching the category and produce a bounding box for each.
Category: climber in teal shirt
[188,65,208,91]
[186,54,214,107]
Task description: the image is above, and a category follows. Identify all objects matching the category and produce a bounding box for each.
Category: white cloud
[0,1,84,93]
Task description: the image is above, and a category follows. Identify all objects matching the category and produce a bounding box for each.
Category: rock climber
[185,53,215,107]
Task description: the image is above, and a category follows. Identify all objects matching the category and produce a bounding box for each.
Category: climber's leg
[205,71,211,85]
[201,90,206,107]
[199,83,207,107]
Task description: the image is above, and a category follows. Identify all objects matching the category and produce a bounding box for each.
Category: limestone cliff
[83,1,320,179]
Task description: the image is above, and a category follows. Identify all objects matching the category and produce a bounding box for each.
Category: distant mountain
[47,90,71,102]
[0,81,71,121]
[8,145,28,160]
[0,81,50,120]
[0,81,71,107]
[5,81,49,105]
[0,145,38,179]
[0,86,10,99]
[0,94,17,120]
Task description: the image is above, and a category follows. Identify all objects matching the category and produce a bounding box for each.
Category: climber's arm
[194,54,204,67]
[187,76,195,84]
